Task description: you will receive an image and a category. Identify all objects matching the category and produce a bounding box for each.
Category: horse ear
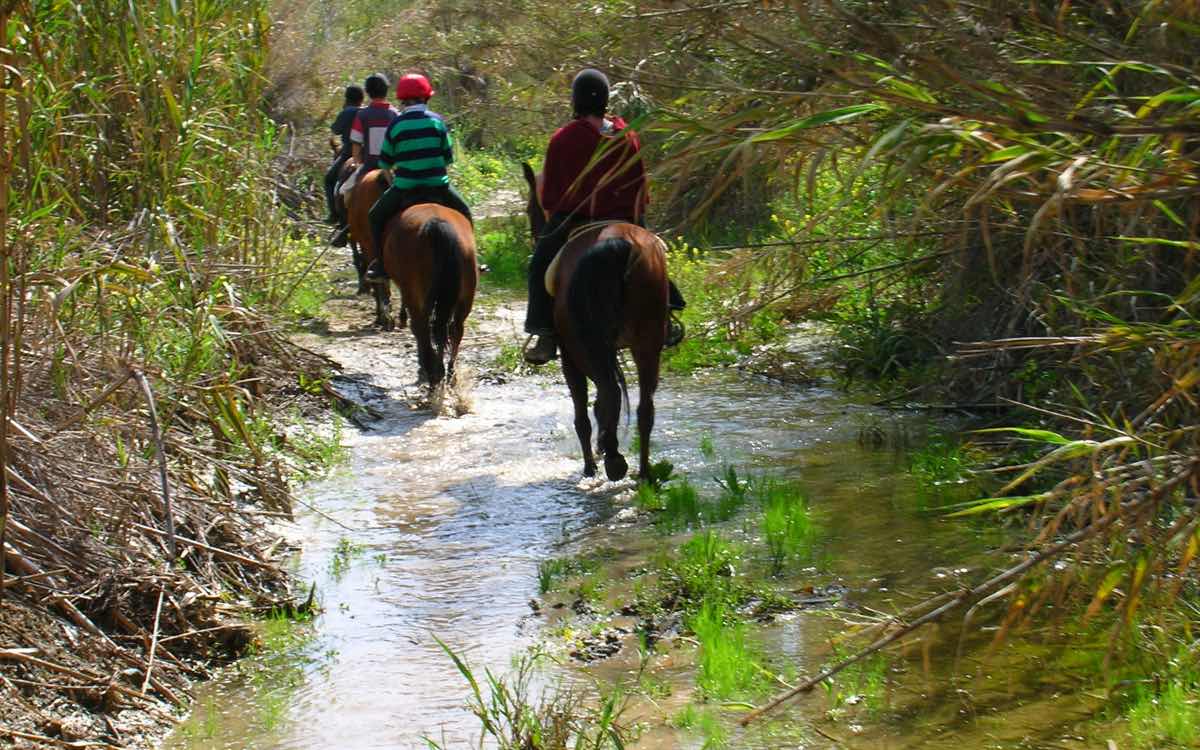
[521,161,536,189]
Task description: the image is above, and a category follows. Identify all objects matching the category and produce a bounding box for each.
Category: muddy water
[162,286,1087,749]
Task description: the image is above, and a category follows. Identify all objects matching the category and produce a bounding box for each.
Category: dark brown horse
[379,204,478,386]
[522,163,668,481]
[346,169,397,330]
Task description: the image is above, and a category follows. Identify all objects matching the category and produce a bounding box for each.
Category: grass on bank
[432,642,628,750]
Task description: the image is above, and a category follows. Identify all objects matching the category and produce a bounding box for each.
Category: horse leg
[562,357,596,477]
[375,278,393,331]
[446,318,464,382]
[410,311,443,387]
[632,345,662,481]
[352,241,370,295]
[593,368,627,481]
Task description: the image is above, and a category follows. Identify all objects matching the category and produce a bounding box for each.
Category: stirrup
[329,225,349,248]
[522,334,558,365]
[365,261,388,283]
[666,313,685,348]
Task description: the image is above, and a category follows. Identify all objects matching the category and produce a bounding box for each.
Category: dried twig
[140,588,165,695]
[132,369,177,560]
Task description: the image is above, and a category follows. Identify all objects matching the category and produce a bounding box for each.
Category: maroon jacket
[542,116,648,221]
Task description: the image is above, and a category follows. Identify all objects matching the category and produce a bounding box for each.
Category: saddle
[395,185,468,224]
[543,220,664,297]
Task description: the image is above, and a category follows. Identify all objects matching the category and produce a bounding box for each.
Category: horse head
[521,161,547,240]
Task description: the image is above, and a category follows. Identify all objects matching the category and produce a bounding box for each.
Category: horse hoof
[583,462,597,478]
[356,281,370,296]
[604,453,628,481]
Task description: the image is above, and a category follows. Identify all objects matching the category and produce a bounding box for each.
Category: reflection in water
[163,298,1083,750]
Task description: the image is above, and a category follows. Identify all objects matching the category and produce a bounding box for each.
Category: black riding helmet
[571,68,609,117]
[364,73,389,99]
[344,84,365,106]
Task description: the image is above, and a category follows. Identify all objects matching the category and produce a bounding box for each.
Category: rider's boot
[666,314,685,348]
[365,258,387,282]
[329,224,350,248]
[524,334,558,365]
[668,279,686,311]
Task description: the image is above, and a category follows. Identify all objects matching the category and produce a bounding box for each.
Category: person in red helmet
[523,68,684,365]
[364,73,473,281]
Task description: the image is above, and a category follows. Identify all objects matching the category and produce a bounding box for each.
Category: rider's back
[351,100,400,170]
[542,117,647,221]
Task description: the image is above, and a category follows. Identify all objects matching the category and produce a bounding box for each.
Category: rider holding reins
[523,68,684,365]
[364,73,473,282]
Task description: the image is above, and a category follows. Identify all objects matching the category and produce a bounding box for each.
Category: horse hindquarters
[566,238,633,481]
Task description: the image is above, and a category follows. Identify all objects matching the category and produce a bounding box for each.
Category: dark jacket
[330,105,360,159]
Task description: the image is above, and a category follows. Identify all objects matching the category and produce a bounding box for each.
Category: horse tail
[567,238,631,418]
[422,217,462,350]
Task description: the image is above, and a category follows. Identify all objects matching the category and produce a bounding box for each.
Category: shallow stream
[162,286,1103,750]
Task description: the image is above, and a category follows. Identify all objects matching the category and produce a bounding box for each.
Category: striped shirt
[378,104,453,189]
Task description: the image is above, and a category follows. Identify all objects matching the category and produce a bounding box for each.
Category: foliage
[478,217,531,288]
[0,0,337,732]
[758,480,816,574]
[689,599,762,699]
[453,148,519,206]
[432,642,628,750]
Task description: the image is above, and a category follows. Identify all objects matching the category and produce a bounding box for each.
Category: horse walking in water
[346,169,398,330]
[522,163,669,481]
[378,204,478,386]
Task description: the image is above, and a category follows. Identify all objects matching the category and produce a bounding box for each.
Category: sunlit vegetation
[431,642,629,750]
[0,0,346,738]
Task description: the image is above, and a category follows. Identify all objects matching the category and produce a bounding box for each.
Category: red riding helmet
[396,73,434,101]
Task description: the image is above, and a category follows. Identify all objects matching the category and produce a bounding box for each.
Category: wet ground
[161,268,1109,749]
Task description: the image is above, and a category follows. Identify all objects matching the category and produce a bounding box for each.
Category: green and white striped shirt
[378,104,453,189]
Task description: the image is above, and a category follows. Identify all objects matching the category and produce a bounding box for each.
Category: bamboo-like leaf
[1116,236,1200,251]
[945,494,1049,517]
[997,437,1134,496]
[1085,566,1126,621]
[974,427,1072,445]
[750,104,886,143]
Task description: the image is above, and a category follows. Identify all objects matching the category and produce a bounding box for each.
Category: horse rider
[324,84,364,225]
[364,72,473,282]
[331,73,399,247]
[523,68,685,365]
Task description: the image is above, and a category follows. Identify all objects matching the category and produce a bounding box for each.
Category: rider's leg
[324,156,345,223]
[443,185,474,225]
[366,186,405,280]
[668,280,686,310]
[524,214,571,364]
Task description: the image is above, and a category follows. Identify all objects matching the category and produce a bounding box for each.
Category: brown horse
[346,169,397,330]
[379,204,478,386]
[521,163,668,481]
